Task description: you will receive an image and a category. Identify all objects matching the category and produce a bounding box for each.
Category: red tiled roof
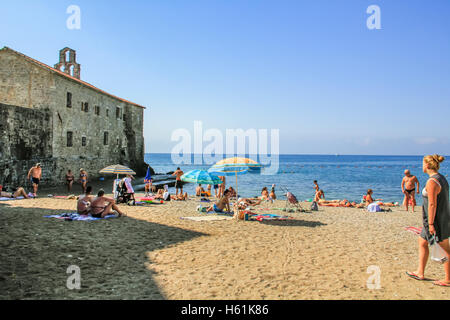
[1,47,145,109]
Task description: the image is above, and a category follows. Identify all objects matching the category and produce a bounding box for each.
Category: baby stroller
[280,186,304,212]
[114,179,135,206]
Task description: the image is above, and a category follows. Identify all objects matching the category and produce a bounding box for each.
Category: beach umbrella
[144,166,152,182]
[99,164,136,179]
[208,157,261,203]
[180,170,222,185]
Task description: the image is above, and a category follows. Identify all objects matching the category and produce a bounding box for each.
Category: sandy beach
[1,182,449,300]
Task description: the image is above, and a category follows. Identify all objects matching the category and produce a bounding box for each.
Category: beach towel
[181,216,233,221]
[367,203,381,212]
[405,226,422,235]
[44,212,117,221]
[250,213,293,222]
[0,196,24,201]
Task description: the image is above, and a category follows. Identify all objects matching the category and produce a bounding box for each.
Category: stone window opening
[104,132,109,146]
[95,105,100,115]
[84,102,89,112]
[116,107,121,119]
[82,136,87,147]
[67,131,73,147]
[67,92,72,108]
[106,108,109,117]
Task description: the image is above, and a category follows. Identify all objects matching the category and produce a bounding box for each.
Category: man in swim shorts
[401,169,420,212]
[27,163,42,197]
[172,167,184,196]
[90,189,125,218]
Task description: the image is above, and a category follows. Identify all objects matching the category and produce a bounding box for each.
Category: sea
[144,154,449,205]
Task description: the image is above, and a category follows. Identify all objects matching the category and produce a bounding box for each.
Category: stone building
[0,47,146,187]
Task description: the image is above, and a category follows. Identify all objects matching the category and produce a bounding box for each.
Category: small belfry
[54,47,81,79]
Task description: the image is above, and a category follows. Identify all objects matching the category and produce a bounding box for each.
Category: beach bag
[367,203,381,212]
[311,201,318,211]
[430,235,448,264]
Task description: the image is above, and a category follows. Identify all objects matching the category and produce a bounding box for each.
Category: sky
[1,0,449,155]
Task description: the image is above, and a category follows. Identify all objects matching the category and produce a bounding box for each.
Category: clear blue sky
[1,0,449,155]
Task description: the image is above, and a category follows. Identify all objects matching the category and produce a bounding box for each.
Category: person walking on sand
[66,170,75,193]
[172,167,184,196]
[402,169,420,212]
[90,189,126,218]
[27,163,42,197]
[406,155,450,287]
[79,169,88,194]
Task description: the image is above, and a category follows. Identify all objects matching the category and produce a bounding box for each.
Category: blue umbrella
[181,170,222,185]
[144,166,152,182]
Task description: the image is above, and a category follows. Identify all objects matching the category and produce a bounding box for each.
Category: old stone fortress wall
[0,47,146,187]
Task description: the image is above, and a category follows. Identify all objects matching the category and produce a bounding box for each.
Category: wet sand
[0,183,449,300]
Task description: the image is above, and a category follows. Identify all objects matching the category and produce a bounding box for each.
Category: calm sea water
[144,154,449,204]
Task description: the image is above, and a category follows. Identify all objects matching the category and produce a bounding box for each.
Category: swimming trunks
[175,180,184,188]
[405,188,415,195]
[213,204,223,213]
[213,185,218,189]
[32,178,40,185]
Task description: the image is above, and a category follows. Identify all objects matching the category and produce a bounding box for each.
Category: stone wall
[0,103,54,186]
[0,48,146,186]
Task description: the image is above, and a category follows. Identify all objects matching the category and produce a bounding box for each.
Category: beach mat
[181,216,233,221]
[0,196,25,201]
[44,212,118,221]
[405,226,422,235]
[249,213,294,222]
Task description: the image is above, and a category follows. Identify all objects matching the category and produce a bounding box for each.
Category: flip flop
[433,280,450,287]
[405,271,425,281]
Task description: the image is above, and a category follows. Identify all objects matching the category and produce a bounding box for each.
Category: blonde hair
[423,154,445,171]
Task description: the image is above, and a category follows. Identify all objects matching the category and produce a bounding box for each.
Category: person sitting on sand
[364,189,397,207]
[228,187,237,198]
[90,189,125,218]
[314,189,325,203]
[261,187,270,200]
[77,186,93,215]
[196,184,205,196]
[269,184,276,200]
[207,189,231,213]
[0,185,30,199]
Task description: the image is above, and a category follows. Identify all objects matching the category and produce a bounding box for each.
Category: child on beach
[269,184,276,200]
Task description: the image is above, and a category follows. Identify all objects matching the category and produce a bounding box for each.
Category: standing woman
[407,155,450,287]
[79,168,88,194]
[66,170,75,193]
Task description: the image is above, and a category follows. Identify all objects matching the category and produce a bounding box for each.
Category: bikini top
[422,177,441,198]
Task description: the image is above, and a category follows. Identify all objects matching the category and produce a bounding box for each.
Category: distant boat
[335,153,340,157]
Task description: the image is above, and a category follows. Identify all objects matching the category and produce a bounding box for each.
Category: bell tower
[54,47,81,79]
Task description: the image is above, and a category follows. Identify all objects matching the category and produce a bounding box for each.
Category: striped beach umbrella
[99,164,136,179]
[208,157,262,209]
[181,170,222,185]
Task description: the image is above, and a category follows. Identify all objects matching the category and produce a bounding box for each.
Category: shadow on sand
[0,203,205,299]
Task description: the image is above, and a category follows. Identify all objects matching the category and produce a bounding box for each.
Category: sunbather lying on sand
[0,186,30,199]
[171,192,188,201]
[235,197,263,210]
[364,189,397,207]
